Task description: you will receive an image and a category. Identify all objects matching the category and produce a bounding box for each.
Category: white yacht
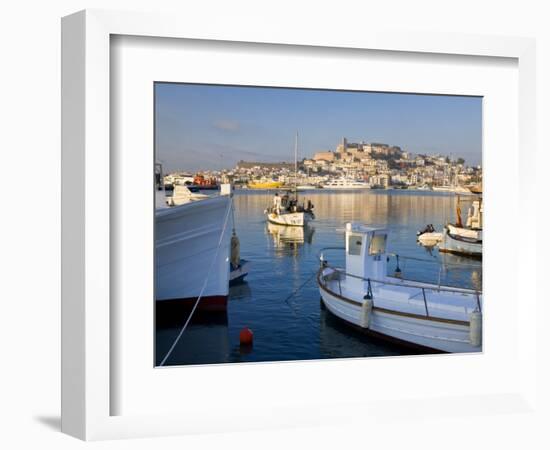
[322,178,370,189]
[318,223,482,353]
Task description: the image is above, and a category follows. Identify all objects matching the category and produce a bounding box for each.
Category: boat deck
[327,275,480,323]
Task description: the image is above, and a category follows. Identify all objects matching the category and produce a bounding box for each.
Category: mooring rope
[280,269,322,332]
[282,270,318,315]
[159,197,233,367]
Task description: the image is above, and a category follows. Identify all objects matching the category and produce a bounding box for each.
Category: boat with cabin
[264,133,315,227]
[322,178,370,190]
[167,172,194,188]
[265,193,315,226]
[192,173,219,190]
[317,223,483,353]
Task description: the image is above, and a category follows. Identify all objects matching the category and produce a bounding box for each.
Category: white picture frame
[61,9,539,441]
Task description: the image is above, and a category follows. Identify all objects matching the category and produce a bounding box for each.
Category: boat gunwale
[319,263,482,296]
[444,228,482,244]
[266,210,313,227]
[321,307,446,354]
[155,193,231,218]
[317,269,475,327]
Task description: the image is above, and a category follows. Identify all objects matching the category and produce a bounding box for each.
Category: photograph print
[154,83,483,367]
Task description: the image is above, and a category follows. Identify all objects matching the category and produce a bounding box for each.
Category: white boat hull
[155,195,232,311]
[447,224,482,240]
[267,211,310,227]
[318,273,481,353]
[439,228,482,258]
[417,232,443,246]
[322,185,370,190]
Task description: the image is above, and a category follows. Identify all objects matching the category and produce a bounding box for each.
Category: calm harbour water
[156,190,482,366]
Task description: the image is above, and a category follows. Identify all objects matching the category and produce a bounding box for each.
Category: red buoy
[239,327,254,346]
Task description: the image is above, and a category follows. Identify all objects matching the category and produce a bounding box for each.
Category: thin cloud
[213,119,240,132]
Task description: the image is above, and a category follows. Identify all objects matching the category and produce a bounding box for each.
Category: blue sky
[155,83,482,172]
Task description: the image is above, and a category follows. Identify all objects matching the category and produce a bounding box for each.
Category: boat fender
[231,231,241,268]
[360,298,373,328]
[469,311,482,347]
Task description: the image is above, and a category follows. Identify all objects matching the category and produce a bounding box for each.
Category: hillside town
[164,137,482,191]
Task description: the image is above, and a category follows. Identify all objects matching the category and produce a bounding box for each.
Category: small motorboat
[417,223,436,237]
[265,195,314,227]
[264,132,315,227]
[317,223,482,353]
[416,224,443,246]
[418,232,443,246]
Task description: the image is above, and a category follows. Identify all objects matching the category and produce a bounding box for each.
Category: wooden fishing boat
[318,223,483,353]
[264,133,314,227]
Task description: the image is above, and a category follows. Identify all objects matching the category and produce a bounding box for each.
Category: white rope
[159,197,233,366]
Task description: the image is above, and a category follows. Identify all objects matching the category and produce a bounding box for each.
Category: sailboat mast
[294,132,298,200]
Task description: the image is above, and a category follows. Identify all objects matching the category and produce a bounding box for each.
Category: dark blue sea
[156,190,482,366]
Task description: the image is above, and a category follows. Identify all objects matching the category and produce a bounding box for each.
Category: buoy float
[239,327,254,346]
[360,298,373,328]
[394,255,402,278]
[469,311,482,347]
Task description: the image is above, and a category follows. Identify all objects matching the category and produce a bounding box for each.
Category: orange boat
[193,174,219,190]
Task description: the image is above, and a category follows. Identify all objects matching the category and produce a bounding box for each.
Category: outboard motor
[417,224,434,237]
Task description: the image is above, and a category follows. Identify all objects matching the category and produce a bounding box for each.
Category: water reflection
[266,222,315,249]
[439,252,482,291]
[229,281,252,300]
[156,313,230,366]
[319,309,412,358]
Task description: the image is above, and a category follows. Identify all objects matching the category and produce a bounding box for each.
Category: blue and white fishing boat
[264,133,314,227]
[318,223,483,353]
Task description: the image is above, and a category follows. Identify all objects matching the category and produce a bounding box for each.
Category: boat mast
[294,131,298,200]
